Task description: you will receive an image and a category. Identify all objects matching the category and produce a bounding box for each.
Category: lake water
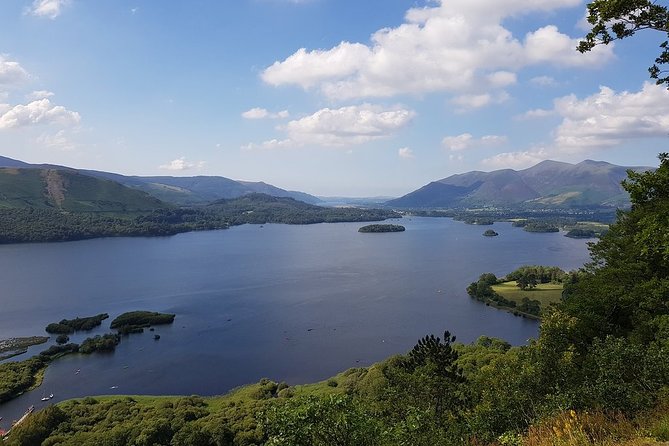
[0,217,591,426]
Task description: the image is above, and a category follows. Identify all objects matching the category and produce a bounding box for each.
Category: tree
[578,0,669,86]
[561,154,669,344]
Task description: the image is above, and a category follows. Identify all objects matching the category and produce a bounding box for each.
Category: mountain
[0,167,166,212]
[0,156,321,205]
[387,159,651,209]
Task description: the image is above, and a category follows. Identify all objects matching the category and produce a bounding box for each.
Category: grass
[492,281,564,307]
[518,406,669,446]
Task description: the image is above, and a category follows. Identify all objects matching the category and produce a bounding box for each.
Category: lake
[0,217,591,426]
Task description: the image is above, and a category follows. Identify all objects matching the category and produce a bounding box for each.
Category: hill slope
[0,168,166,212]
[0,156,322,205]
[388,159,651,209]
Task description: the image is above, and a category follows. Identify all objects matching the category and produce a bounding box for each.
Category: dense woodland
[358,224,406,233]
[45,314,109,335]
[0,194,399,244]
[4,154,669,445]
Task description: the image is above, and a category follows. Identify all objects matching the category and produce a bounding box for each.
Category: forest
[0,194,399,244]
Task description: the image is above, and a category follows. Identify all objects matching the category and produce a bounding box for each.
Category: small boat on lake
[40,393,54,401]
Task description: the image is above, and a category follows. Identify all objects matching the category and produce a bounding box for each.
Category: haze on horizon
[0,0,666,196]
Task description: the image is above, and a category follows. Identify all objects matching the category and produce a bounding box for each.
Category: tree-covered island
[358,224,406,233]
[111,311,176,334]
[45,314,109,334]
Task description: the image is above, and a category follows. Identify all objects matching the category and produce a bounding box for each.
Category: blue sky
[0,0,667,196]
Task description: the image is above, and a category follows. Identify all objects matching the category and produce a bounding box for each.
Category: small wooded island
[358,224,406,233]
[482,229,498,237]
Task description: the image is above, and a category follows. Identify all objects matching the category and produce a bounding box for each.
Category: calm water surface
[0,218,590,426]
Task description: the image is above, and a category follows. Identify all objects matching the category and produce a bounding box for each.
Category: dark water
[0,218,590,426]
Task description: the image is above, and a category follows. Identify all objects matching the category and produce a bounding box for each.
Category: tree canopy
[578,0,669,86]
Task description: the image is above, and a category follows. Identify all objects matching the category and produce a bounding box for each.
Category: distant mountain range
[0,156,321,209]
[387,159,652,209]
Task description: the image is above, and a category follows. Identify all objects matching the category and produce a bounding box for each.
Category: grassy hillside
[0,168,167,212]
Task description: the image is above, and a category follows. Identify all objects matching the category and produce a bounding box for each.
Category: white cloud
[284,104,414,146]
[552,82,669,153]
[159,157,205,171]
[37,129,76,151]
[524,25,603,67]
[442,133,507,151]
[443,133,474,151]
[261,0,612,101]
[244,104,415,149]
[29,0,71,19]
[241,107,290,119]
[27,90,54,101]
[398,147,414,159]
[481,149,549,169]
[487,71,517,88]
[516,108,555,120]
[530,75,557,87]
[0,56,30,86]
[451,91,509,111]
[0,99,80,130]
[241,139,293,150]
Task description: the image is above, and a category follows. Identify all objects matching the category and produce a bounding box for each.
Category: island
[358,224,406,233]
[565,228,597,238]
[522,221,560,233]
[482,229,498,237]
[467,266,567,319]
[111,311,176,334]
[45,314,109,334]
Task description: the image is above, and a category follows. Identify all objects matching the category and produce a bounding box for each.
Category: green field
[491,281,564,307]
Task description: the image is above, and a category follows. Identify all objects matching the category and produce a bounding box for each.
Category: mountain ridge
[0,156,321,206]
[388,159,652,209]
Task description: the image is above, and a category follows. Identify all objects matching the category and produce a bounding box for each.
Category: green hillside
[0,168,167,212]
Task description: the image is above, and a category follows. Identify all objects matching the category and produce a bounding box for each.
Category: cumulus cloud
[29,0,71,19]
[551,82,669,153]
[159,157,205,171]
[0,56,30,86]
[481,149,549,169]
[27,90,54,100]
[398,147,414,159]
[261,0,612,101]
[442,133,507,151]
[244,104,414,149]
[241,107,290,119]
[0,99,80,129]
